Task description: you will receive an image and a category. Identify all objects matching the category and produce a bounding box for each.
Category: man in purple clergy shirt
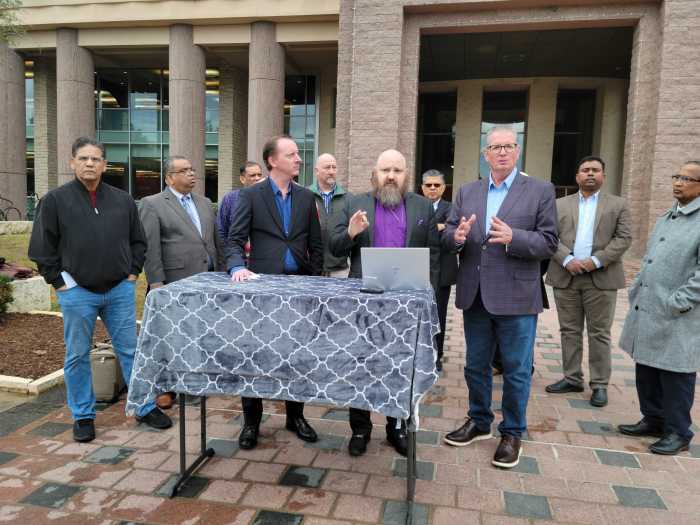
[329,149,440,457]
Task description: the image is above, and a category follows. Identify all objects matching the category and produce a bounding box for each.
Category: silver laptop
[361,247,430,292]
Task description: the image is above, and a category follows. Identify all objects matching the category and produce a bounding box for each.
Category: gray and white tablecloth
[126,272,439,423]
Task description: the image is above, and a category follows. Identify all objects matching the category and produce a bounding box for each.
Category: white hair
[485,126,518,146]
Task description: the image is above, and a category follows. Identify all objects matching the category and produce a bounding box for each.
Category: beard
[373,179,407,208]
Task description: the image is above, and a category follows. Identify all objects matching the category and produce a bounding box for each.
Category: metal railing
[0,195,22,221]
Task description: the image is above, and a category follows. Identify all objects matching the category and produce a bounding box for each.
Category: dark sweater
[29,179,146,293]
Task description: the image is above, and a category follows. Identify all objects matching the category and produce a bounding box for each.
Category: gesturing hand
[348,209,369,239]
[454,214,477,244]
[488,217,513,245]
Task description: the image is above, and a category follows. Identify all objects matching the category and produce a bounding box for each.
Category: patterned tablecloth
[126,272,439,423]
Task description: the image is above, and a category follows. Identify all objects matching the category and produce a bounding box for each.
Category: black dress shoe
[348,433,370,457]
[73,419,96,443]
[492,435,522,468]
[386,425,408,457]
[286,416,318,443]
[135,407,173,430]
[239,425,259,450]
[649,433,690,455]
[545,378,584,394]
[443,418,492,447]
[590,388,608,407]
[618,420,664,438]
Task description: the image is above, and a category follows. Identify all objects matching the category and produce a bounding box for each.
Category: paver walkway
[1,281,698,524]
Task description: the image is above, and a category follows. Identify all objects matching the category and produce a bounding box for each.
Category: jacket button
[659,237,665,241]
[477,265,480,271]
[647,259,652,264]
[635,305,639,310]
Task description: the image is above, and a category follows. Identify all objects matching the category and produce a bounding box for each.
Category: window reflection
[284,75,317,186]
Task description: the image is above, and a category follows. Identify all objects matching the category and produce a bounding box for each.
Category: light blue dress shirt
[485,168,518,236]
[169,187,202,237]
[562,191,602,268]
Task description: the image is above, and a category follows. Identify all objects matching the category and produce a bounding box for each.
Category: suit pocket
[164,257,185,270]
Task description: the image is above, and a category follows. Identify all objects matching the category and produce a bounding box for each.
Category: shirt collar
[488,167,518,190]
[320,185,336,197]
[578,191,600,203]
[269,176,291,196]
[169,186,189,201]
[433,199,440,211]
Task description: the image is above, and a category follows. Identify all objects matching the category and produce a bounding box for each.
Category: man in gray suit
[330,148,440,457]
[139,155,222,407]
[442,126,557,469]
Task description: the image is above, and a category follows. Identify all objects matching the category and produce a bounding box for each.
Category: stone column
[0,42,26,218]
[56,28,95,187]
[217,63,248,201]
[598,80,628,195]
[169,24,206,194]
[33,57,58,197]
[248,21,284,168]
[525,79,558,182]
[453,81,483,189]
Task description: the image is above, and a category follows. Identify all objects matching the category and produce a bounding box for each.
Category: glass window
[284,75,318,186]
[480,90,527,178]
[416,92,456,198]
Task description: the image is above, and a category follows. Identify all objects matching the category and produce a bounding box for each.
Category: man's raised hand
[348,209,369,239]
[454,214,476,244]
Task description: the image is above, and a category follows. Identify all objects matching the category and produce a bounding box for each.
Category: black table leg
[170,394,215,497]
[406,427,417,525]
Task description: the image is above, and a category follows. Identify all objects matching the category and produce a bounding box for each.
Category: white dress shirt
[562,191,602,269]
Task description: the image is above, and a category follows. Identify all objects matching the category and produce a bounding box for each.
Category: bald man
[308,153,351,277]
[330,149,440,457]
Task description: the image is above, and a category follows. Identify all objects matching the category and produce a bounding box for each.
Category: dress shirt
[433,199,440,212]
[269,177,299,273]
[373,199,407,248]
[485,168,518,236]
[562,191,602,269]
[319,186,335,214]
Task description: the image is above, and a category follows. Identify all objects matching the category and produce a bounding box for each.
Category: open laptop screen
[360,247,430,291]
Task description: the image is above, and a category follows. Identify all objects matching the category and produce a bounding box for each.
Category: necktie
[181,195,202,236]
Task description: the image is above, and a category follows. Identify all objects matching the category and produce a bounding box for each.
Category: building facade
[1,0,698,255]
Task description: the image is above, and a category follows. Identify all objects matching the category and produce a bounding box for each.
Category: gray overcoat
[619,195,700,372]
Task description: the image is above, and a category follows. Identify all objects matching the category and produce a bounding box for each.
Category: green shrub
[0,275,13,318]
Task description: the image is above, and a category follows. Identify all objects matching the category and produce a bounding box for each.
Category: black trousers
[348,408,401,436]
[435,285,451,359]
[241,397,304,427]
[636,363,696,441]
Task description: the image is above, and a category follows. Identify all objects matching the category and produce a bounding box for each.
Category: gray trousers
[553,274,617,388]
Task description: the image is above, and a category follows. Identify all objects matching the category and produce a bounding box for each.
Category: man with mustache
[545,156,632,407]
[329,148,440,457]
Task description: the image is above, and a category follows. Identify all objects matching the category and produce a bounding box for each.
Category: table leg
[169,394,215,497]
[406,428,417,525]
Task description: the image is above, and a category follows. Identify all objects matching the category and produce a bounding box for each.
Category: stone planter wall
[8,275,51,313]
[0,221,33,235]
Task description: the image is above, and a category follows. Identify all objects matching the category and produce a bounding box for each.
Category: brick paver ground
[1,279,698,524]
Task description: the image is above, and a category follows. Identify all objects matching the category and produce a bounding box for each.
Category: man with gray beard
[330,148,440,457]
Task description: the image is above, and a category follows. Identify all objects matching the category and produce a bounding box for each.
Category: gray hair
[164,155,189,176]
[421,169,445,184]
[485,125,518,146]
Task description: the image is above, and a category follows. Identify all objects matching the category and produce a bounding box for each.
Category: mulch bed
[0,313,109,380]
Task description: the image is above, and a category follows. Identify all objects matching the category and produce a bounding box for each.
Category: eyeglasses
[422,183,443,188]
[75,156,104,163]
[173,167,196,175]
[486,143,518,153]
[671,174,700,184]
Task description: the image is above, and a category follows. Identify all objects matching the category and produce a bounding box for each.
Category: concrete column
[169,24,206,194]
[453,81,483,189]
[0,42,27,218]
[317,63,337,159]
[217,63,248,201]
[56,28,95,187]
[247,22,284,168]
[525,79,558,181]
[33,57,58,197]
[598,80,628,195]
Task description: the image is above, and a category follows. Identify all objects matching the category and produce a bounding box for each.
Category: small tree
[0,275,13,321]
[1,0,23,44]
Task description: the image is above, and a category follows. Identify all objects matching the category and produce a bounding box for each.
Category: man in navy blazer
[442,126,557,469]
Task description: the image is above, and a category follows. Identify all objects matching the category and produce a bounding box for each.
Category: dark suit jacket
[434,199,458,287]
[225,179,323,276]
[329,191,440,290]
[444,173,558,315]
[545,192,632,290]
[139,188,221,285]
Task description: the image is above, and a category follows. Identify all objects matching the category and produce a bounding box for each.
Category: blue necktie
[181,195,202,237]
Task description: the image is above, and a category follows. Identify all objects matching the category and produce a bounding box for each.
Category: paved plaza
[0,278,698,524]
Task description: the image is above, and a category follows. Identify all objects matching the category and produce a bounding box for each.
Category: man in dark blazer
[139,155,223,409]
[330,149,440,457]
[442,126,557,469]
[225,135,323,450]
[545,156,632,407]
[420,169,458,372]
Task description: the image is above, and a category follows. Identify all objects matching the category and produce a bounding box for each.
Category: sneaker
[73,419,96,442]
[492,435,522,469]
[443,418,492,447]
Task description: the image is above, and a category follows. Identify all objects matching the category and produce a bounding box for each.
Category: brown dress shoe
[443,418,492,447]
[492,435,522,468]
[156,392,176,410]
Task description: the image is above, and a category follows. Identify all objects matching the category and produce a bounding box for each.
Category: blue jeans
[56,279,154,420]
[463,294,537,437]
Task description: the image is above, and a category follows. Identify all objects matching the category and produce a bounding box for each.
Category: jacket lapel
[492,173,526,225]
[163,189,200,238]
[362,193,375,243]
[592,192,606,233]
[572,193,580,233]
[191,193,209,239]
[261,181,285,234]
[405,194,417,245]
[289,184,299,236]
[474,179,488,243]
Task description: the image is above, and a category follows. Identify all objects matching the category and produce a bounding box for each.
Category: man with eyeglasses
[442,126,557,468]
[545,156,632,408]
[138,156,223,409]
[421,169,457,372]
[618,161,700,455]
[29,136,172,443]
